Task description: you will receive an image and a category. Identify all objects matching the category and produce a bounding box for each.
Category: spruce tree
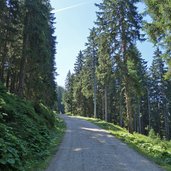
[0,0,57,108]
[18,0,57,106]
[84,27,98,118]
[74,50,84,75]
[144,0,171,79]
[73,51,86,115]
[149,48,170,138]
[95,0,143,132]
[0,0,23,92]
[96,34,112,121]
[64,71,74,114]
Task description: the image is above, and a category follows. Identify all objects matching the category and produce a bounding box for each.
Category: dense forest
[63,0,171,140]
[0,0,57,106]
[0,0,66,170]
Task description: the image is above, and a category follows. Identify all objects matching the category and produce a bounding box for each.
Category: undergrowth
[0,84,65,171]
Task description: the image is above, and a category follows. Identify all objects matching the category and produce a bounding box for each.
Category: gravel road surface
[46,114,164,171]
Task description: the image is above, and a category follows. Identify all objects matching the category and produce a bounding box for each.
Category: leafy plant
[0,86,65,171]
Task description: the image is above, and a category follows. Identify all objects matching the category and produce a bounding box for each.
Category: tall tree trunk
[0,55,5,83]
[93,73,97,118]
[119,87,125,127]
[6,69,10,90]
[134,106,137,132]
[124,81,133,133]
[147,88,151,129]
[10,73,16,93]
[18,44,27,96]
[93,43,97,118]
[119,93,123,126]
[104,85,108,121]
[18,12,30,96]
[102,94,105,120]
[0,38,7,83]
[137,98,141,133]
[164,101,169,139]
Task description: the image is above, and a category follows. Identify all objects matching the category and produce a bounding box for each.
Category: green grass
[78,116,171,171]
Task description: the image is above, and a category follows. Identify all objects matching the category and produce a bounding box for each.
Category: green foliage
[0,123,25,170]
[34,103,55,128]
[148,128,159,140]
[144,0,171,78]
[96,34,112,86]
[57,86,65,114]
[0,0,57,107]
[80,116,171,171]
[0,85,65,171]
[149,48,170,139]
[63,71,74,114]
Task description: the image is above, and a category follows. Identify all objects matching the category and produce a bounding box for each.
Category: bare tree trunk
[10,73,16,93]
[147,88,151,129]
[102,94,105,120]
[164,100,169,139]
[0,38,7,84]
[93,71,97,118]
[137,99,141,133]
[93,43,97,118]
[18,12,30,96]
[18,37,28,96]
[119,87,124,127]
[0,54,5,83]
[104,86,108,121]
[134,112,137,132]
[119,93,123,126]
[6,69,10,90]
[125,83,133,133]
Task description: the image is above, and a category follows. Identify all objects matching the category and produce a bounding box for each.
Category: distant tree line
[0,0,57,107]
[63,0,171,139]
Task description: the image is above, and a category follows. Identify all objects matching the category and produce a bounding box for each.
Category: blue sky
[51,0,154,87]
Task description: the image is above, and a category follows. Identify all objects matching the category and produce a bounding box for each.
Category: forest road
[46,114,164,171]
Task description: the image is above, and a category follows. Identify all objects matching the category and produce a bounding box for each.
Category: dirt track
[46,115,164,171]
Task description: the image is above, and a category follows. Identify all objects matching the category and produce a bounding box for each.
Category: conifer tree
[84,27,98,118]
[74,50,84,75]
[149,48,170,138]
[144,0,171,79]
[96,34,112,121]
[64,71,74,113]
[95,0,143,132]
[73,51,86,115]
[18,0,57,106]
[0,0,23,92]
[57,86,65,113]
[0,0,57,108]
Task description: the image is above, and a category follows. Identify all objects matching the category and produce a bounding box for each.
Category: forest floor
[46,114,164,171]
